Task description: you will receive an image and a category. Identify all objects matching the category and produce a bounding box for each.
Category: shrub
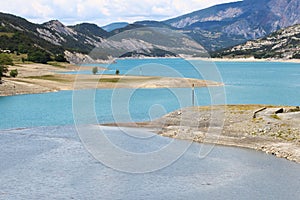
[116,69,120,75]
[292,54,300,59]
[27,51,51,64]
[0,54,12,84]
[0,53,13,65]
[92,67,98,75]
[0,65,8,83]
[54,54,67,62]
[10,69,18,77]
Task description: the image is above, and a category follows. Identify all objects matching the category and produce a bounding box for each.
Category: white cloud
[0,0,240,26]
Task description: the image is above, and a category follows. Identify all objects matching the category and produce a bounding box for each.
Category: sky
[0,0,240,26]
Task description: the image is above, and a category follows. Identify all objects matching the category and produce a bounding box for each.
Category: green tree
[115,69,120,75]
[27,51,51,64]
[10,69,18,78]
[0,65,8,83]
[0,54,13,84]
[54,54,67,62]
[92,67,98,75]
[0,53,13,65]
[292,54,300,59]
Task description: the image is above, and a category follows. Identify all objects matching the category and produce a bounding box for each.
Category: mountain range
[164,0,300,50]
[0,0,300,62]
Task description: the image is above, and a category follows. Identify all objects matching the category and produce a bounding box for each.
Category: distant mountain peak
[102,22,129,32]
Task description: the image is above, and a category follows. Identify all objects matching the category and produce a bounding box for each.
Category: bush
[54,54,67,62]
[0,54,12,84]
[10,69,18,77]
[292,54,300,59]
[92,67,98,75]
[0,53,13,65]
[0,65,8,83]
[116,69,120,75]
[27,51,51,64]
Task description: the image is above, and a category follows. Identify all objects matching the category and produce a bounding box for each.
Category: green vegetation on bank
[26,75,72,83]
[0,30,68,64]
[9,69,18,77]
[92,67,98,75]
[0,53,13,83]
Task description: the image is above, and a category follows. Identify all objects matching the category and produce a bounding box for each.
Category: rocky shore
[108,105,300,163]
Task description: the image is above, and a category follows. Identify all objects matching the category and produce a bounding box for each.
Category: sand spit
[0,63,222,96]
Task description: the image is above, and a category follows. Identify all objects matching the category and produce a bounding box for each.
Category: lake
[0,59,300,199]
[1,59,300,129]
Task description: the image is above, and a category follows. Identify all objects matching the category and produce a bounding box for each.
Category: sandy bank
[104,105,300,163]
[0,63,222,96]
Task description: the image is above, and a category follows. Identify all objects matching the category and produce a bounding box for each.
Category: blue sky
[0,0,240,26]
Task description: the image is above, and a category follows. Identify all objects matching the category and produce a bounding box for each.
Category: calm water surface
[0,125,300,199]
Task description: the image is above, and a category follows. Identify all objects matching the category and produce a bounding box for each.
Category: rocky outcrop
[213,24,300,59]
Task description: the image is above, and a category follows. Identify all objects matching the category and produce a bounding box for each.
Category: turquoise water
[1,59,299,129]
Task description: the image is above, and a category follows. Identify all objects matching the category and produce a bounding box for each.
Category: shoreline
[187,57,300,63]
[81,56,300,64]
[108,56,300,64]
[103,105,300,163]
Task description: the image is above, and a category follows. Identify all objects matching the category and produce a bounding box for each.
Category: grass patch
[270,114,281,120]
[85,77,159,83]
[81,78,121,83]
[0,32,14,38]
[47,61,67,68]
[252,117,263,122]
[2,53,27,64]
[99,78,120,83]
[228,105,267,111]
[288,107,300,112]
[27,75,72,83]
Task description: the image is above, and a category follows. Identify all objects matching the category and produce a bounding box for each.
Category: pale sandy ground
[104,105,300,163]
[0,63,222,96]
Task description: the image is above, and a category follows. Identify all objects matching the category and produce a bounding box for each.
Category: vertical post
[192,83,195,106]
[139,67,142,76]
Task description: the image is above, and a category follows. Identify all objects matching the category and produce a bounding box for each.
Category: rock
[274,108,284,114]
